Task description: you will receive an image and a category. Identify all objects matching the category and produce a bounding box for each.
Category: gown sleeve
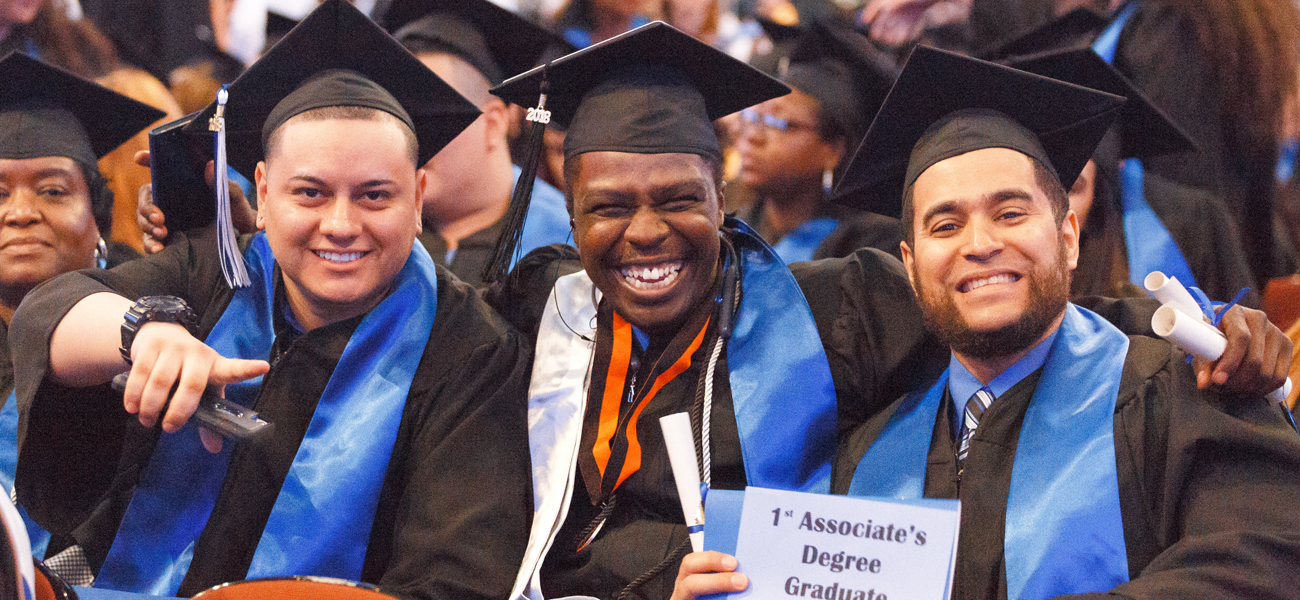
[1076,336,1300,599]
[10,227,226,536]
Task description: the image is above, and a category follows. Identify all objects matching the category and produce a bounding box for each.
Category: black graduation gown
[489,244,746,600]
[832,336,1300,600]
[811,212,905,261]
[9,227,534,600]
[1112,3,1286,282]
[418,217,506,289]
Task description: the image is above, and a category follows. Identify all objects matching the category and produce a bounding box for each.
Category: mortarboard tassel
[482,74,550,283]
[209,86,252,288]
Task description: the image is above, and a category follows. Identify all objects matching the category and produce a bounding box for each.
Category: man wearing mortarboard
[381,0,574,287]
[674,45,1300,600]
[8,1,533,597]
[827,48,1298,600]
[487,20,1298,600]
[0,51,164,572]
[487,22,845,599]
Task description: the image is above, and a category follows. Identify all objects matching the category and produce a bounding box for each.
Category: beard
[913,240,1072,360]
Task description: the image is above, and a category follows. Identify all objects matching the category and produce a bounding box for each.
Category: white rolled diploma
[660,412,705,552]
[1151,305,1293,403]
[1144,272,1205,320]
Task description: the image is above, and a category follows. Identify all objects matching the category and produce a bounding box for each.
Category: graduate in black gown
[1101,0,1300,284]
[0,52,161,573]
[7,2,531,598]
[842,47,1297,600]
[488,22,846,600]
[831,47,1300,600]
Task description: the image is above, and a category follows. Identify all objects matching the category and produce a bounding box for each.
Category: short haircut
[264,105,419,166]
[900,154,1068,245]
[561,152,726,215]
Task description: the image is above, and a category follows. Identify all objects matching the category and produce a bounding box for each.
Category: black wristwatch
[120,296,199,364]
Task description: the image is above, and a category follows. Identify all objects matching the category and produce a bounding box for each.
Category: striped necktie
[958,387,993,462]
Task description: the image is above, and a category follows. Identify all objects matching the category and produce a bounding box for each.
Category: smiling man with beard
[825,47,1300,600]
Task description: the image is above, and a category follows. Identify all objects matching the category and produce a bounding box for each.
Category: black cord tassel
[482,74,551,283]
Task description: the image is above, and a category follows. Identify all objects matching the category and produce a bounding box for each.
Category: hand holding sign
[700,487,959,600]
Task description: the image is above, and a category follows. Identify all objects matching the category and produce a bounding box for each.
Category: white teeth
[963,273,1018,292]
[316,250,365,264]
[619,262,683,290]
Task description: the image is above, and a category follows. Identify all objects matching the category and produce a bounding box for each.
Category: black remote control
[111,373,272,441]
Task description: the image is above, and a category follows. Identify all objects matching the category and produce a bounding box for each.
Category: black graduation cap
[1002,47,1195,159]
[179,0,480,288]
[493,21,790,158]
[783,17,898,143]
[832,45,1125,218]
[184,0,481,180]
[978,7,1108,61]
[0,51,165,167]
[482,21,789,282]
[384,0,573,84]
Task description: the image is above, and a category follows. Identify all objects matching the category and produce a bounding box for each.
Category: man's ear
[254,161,269,231]
[481,98,511,152]
[414,169,428,234]
[1062,209,1080,270]
[900,240,918,294]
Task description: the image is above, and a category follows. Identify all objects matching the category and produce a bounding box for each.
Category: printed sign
[704,487,959,600]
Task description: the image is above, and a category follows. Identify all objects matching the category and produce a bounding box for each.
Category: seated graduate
[670,47,1299,600]
[837,48,1295,599]
[729,16,902,264]
[487,22,845,600]
[7,2,532,597]
[989,18,1257,305]
[383,0,574,287]
[0,52,163,559]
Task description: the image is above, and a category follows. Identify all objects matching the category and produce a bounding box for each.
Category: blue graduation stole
[0,391,50,558]
[727,221,837,492]
[847,304,1130,598]
[1092,3,1198,290]
[770,217,838,265]
[96,234,439,595]
[1117,159,1198,289]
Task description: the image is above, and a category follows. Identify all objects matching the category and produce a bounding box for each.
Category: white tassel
[210,86,252,288]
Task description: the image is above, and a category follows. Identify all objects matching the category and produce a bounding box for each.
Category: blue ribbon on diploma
[97,234,439,594]
[848,305,1131,598]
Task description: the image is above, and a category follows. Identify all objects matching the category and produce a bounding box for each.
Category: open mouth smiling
[314,250,369,264]
[959,272,1021,293]
[619,261,683,291]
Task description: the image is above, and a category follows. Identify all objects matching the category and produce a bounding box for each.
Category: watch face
[138,296,188,312]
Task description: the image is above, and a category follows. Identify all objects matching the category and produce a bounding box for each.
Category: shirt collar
[947,327,1060,405]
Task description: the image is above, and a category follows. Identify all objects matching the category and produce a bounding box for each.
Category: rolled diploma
[1144,272,1205,320]
[660,412,704,552]
[1152,305,1292,403]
